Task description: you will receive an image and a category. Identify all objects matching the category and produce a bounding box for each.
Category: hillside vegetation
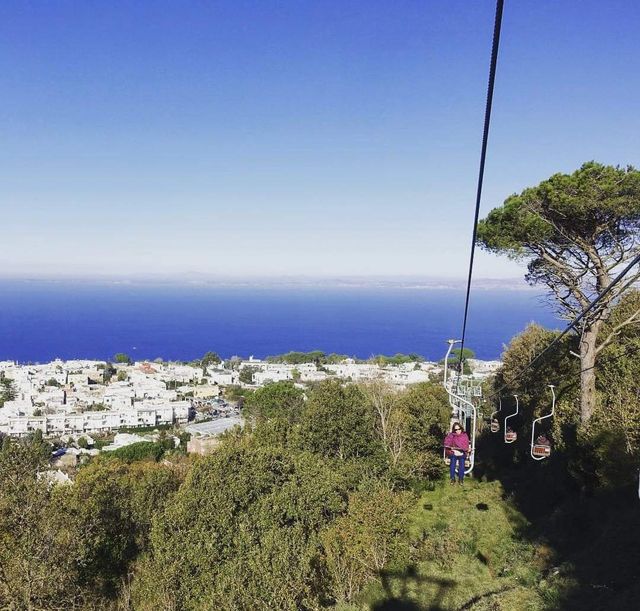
[1,294,639,609]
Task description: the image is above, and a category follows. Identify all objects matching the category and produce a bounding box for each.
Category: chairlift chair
[531,386,555,460]
[504,395,518,443]
[443,444,472,469]
[442,340,476,474]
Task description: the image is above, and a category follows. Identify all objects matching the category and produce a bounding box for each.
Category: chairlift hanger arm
[531,386,555,461]
[504,394,518,443]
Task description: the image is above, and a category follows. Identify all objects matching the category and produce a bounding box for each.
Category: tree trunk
[579,323,600,423]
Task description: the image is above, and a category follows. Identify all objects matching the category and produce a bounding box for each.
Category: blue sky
[1,0,639,279]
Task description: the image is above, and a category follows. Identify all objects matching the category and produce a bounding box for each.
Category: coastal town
[0,353,500,443]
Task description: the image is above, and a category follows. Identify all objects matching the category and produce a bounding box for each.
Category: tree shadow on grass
[474,429,640,610]
[372,565,456,611]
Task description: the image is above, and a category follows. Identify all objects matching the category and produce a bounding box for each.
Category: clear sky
[1,1,639,280]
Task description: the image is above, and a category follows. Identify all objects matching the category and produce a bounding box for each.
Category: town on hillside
[0,353,500,443]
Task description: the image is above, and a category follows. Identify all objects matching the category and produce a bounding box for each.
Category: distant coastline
[0,274,536,292]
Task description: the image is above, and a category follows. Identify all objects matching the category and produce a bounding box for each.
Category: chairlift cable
[456,0,505,379]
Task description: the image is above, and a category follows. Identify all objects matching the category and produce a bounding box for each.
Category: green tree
[267,350,327,364]
[61,457,183,598]
[243,381,304,423]
[392,382,451,480]
[239,365,258,384]
[103,362,117,383]
[298,380,379,461]
[322,485,414,603]
[116,370,128,382]
[491,323,578,460]
[477,162,640,422]
[135,442,347,609]
[201,351,221,366]
[0,378,17,407]
[440,347,475,375]
[584,290,640,488]
[223,384,248,402]
[226,355,242,370]
[371,353,425,366]
[0,439,83,608]
[114,353,132,365]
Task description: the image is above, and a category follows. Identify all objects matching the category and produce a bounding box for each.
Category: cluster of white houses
[3,402,191,437]
[0,359,203,438]
[0,356,501,438]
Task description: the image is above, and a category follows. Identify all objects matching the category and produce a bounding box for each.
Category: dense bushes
[0,379,450,610]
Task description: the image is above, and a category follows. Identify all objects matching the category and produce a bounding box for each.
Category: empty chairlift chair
[504,395,518,443]
[531,385,555,460]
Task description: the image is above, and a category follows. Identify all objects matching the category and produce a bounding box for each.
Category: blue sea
[0,281,559,363]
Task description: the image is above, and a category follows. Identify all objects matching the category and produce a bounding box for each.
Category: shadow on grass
[372,565,456,611]
[474,429,640,610]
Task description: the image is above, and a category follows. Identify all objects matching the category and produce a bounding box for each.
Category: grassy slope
[350,479,555,611]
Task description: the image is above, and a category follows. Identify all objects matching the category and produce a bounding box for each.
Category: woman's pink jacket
[444,432,470,453]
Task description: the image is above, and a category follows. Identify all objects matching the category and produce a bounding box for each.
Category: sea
[0,280,560,363]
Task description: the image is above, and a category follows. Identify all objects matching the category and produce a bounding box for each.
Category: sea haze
[0,281,559,363]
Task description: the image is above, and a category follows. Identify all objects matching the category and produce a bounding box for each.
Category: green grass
[354,478,559,611]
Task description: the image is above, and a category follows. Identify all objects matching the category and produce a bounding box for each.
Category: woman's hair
[451,421,464,433]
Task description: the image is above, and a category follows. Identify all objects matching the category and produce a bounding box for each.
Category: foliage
[103,439,174,463]
[223,384,249,402]
[85,402,107,411]
[370,353,424,366]
[0,378,17,407]
[478,162,640,422]
[298,380,380,461]
[134,442,348,609]
[226,355,242,370]
[239,365,258,384]
[266,350,348,364]
[581,290,640,488]
[102,362,116,383]
[116,370,128,382]
[322,485,414,603]
[0,439,85,609]
[360,381,449,483]
[243,380,304,423]
[60,458,183,598]
[439,347,475,374]
[45,377,61,387]
[200,351,221,367]
[489,323,578,459]
[114,353,133,364]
